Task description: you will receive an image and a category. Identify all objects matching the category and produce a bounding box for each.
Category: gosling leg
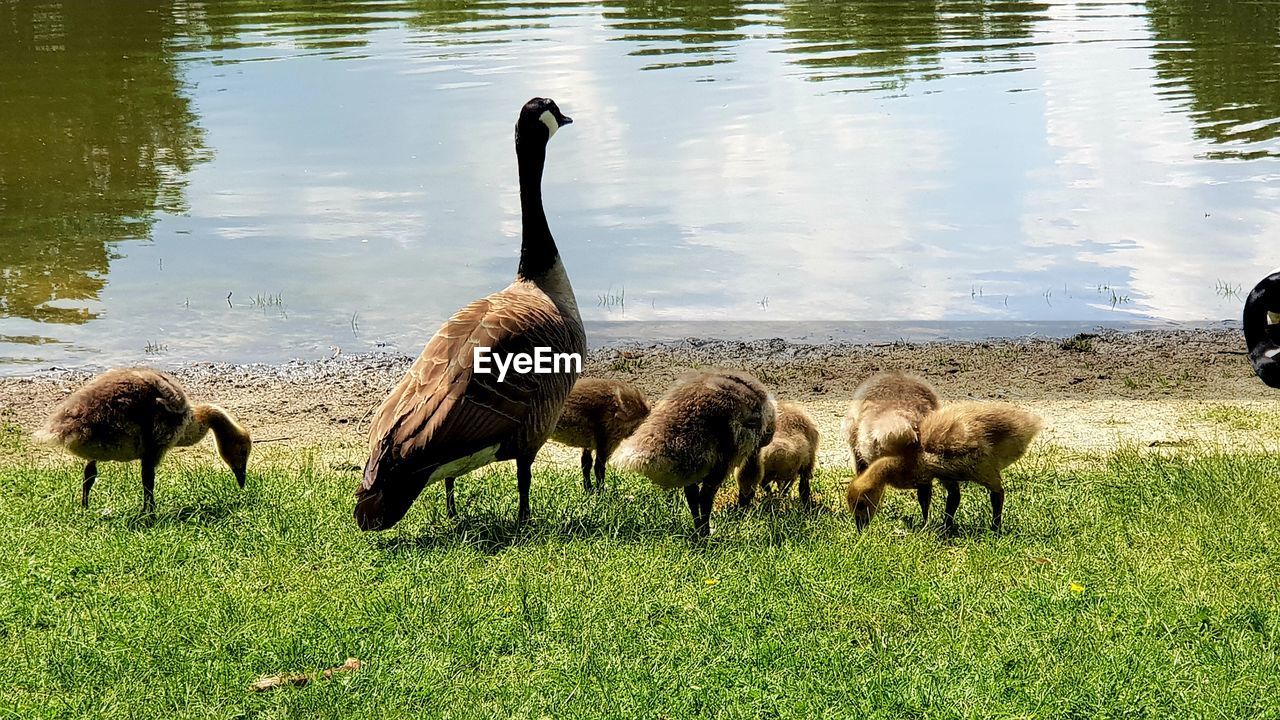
[592,441,609,492]
[990,488,1005,533]
[81,461,97,509]
[941,479,961,534]
[798,464,813,506]
[579,449,593,493]
[140,458,157,516]
[916,483,933,526]
[697,467,728,537]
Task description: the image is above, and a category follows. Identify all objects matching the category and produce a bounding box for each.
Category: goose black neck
[516,135,559,281]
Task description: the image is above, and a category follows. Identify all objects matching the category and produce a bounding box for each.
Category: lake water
[1,0,1277,371]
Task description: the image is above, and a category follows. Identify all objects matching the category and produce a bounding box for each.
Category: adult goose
[356,98,584,531]
[1244,268,1280,388]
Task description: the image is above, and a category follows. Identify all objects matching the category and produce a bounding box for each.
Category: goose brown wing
[363,289,577,493]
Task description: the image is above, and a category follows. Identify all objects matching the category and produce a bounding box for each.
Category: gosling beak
[234,467,247,489]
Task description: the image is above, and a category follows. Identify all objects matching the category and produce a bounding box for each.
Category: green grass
[1,443,1278,718]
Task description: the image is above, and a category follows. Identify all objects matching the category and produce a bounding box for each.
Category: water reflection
[1147,0,1280,159]
[601,1,756,70]
[0,0,206,325]
[0,0,1277,370]
[779,1,1049,91]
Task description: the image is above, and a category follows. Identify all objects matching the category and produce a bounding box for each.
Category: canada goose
[847,402,1041,532]
[356,97,584,531]
[1243,268,1280,388]
[33,368,252,513]
[550,377,650,492]
[840,371,941,523]
[614,370,776,537]
[736,401,819,506]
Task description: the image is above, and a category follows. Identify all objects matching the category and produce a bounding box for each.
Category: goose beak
[234,467,247,488]
[556,112,573,127]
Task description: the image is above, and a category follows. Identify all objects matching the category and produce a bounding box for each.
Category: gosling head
[516,97,572,145]
[847,478,886,532]
[219,426,252,488]
[846,457,906,531]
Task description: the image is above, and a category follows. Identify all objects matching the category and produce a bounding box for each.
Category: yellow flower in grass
[1069,582,1085,595]
[704,578,719,587]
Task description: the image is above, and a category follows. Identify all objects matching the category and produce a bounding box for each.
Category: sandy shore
[4,329,1277,471]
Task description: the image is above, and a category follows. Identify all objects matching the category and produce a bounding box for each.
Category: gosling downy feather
[614,370,775,536]
[737,400,819,506]
[550,377,650,492]
[841,371,941,470]
[847,401,1041,532]
[35,367,252,512]
[357,98,583,531]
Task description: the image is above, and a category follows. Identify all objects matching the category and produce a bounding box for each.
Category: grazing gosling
[847,402,1041,532]
[840,371,941,523]
[34,368,252,513]
[613,370,776,537]
[550,377,650,493]
[737,401,819,506]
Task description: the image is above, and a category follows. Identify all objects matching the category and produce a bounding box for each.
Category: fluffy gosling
[34,368,252,514]
[614,370,775,537]
[840,371,941,523]
[737,401,819,506]
[550,377,650,492]
[847,402,1041,532]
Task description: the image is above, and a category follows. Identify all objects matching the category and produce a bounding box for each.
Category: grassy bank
[1,440,1278,718]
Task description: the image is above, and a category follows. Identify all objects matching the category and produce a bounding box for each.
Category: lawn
[1,439,1278,719]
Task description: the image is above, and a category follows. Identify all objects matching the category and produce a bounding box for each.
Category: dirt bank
[4,329,1276,471]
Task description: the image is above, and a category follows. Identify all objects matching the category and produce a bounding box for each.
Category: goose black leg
[941,479,961,534]
[579,449,593,493]
[516,455,533,522]
[445,477,457,518]
[917,483,933,526]
[81,461,97,509]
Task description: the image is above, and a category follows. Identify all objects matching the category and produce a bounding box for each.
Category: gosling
[737,401,819,507]
[613,370,775,537]
[550,377,650,493]
[34,368,252,514]
[840,371,941,523]
[847,402,1041,533]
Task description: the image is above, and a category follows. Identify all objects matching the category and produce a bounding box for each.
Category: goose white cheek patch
[539,110,559,137]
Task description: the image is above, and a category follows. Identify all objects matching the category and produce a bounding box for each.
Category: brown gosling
[550,377,650,493]
[613,370,776,537]
[34,368,252,514]
[847,402,1041,533]
[736,401,819,507]
[840,371,941,523]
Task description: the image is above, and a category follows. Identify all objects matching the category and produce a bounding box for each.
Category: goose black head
[516,97,572,145]
[1244,269,1280,388]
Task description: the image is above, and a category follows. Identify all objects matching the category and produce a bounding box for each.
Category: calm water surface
[1,0,1278,369]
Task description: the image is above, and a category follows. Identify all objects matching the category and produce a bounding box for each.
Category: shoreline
[4,328,1275,469]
